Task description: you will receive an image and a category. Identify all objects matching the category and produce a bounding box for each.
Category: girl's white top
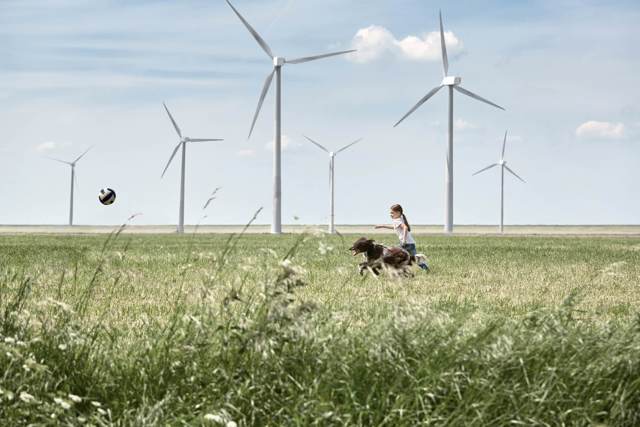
[392,217,416,244]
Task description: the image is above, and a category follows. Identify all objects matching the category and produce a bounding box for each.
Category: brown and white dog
[350,237,415,277]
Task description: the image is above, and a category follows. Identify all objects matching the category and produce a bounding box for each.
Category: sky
[1,0,638,226]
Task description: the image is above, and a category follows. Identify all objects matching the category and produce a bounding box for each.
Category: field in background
[1,231,639,424]
[1,224,639,236]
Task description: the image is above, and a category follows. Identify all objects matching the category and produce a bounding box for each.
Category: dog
[349,237,415,277]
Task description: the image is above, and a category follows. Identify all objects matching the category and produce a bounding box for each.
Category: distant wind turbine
[304,135,363,234]
[226,0,355,234]
[472,130,525,233]
[46,147,92,226]
[394,11,505,234]
[161,103,223,234]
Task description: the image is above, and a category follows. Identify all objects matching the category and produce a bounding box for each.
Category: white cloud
[265,135,299,151]
[348,25,463,63]
[454,119,476,131]
[237,149,256,157]
[576,121,625,140]
[35,141,71,153]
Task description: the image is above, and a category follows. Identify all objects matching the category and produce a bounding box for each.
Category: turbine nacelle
[499,160,506,166]
[329,151,335,158]
[442,76,462,86]
[273,56,285,66]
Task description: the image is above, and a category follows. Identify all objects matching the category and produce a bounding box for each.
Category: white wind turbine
[472,130,525,233]
[226,0,355,234]
[161,103,223,234]
[46,147,92,226]
[304,135,363,234]
[394,11,505,234]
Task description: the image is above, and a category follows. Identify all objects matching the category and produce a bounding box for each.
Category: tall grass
[0,228,639,425]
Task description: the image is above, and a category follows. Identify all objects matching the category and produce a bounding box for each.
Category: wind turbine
[394,11,505,234]
[46,147,92,226]
[304,135,363,234]
[226,0,355,234]
[161,103,223,234]
[472,130,525,233]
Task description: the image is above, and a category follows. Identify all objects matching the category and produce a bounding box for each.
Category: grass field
[1,227,639,425]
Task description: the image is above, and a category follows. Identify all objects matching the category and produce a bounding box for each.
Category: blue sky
[1,0,638,226]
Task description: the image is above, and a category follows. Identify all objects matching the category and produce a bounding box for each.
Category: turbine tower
[472,130,525,233]
[161,103,223,234]
[304,135,363,234]
[46,147,92,226]
[394,11,505,234]
[226,0,355,234]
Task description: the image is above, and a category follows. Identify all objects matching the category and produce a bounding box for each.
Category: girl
[375,204,429,271]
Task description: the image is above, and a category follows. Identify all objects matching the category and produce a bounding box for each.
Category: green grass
[1,229,639,425]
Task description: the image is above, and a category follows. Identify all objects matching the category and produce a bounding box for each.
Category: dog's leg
[358,262,368,275]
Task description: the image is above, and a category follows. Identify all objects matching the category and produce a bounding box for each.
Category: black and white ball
[98,188,116,205]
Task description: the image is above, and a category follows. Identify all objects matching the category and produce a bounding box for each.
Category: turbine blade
[225,0,274,59]
[303,135,329,153]
[393,85,443,127]
[163,102,182,139]
[161,142,182,178]
[188,138,224,142]
[336,137,363,154]
[501,130,508,160]
[210,186,222,196]
[455,86,505,111]
[472,163,498,176]
[72,146,92,164]
[45,156,72,166]
[505,165,526,183]
[287,49,356,64]
[439,10,449,76]
[248,69,275,139]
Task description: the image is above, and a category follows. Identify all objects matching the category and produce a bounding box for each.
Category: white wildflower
[41,298,73,313]
[19,391,35,403]
[4,337,15,344]
[226,421,237,427]
[204,414,224,424]
[68,394,82,403]
[91,401,101,407]
[54,397,71,410]
[58,343,68,350]
[97,408,107,416]
[318,242,334,255]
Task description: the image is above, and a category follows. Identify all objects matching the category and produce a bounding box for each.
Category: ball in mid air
[99,188,116,205]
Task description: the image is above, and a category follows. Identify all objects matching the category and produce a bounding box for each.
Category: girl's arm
[401,223,408,244]
[374,225,394,230]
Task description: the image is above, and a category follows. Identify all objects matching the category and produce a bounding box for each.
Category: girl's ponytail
[402,213,411,232]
